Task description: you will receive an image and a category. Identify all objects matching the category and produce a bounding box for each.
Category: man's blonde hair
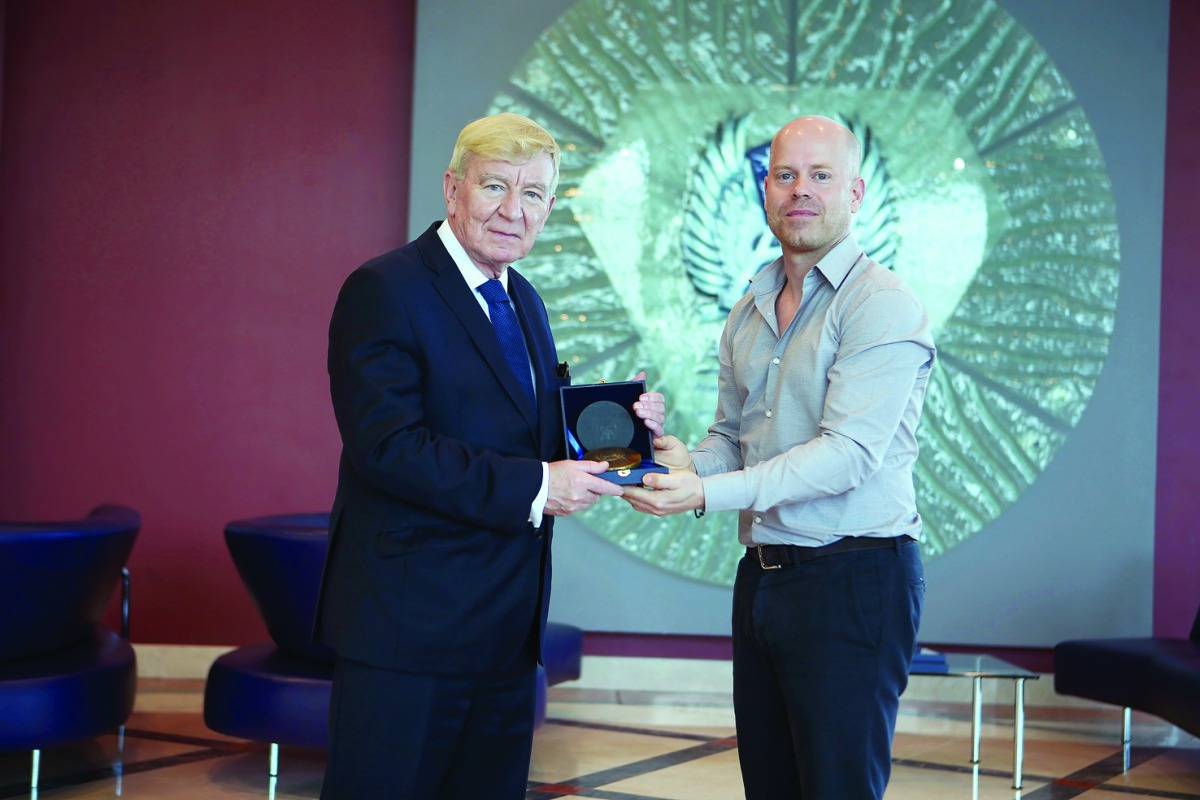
[447,113,561,196]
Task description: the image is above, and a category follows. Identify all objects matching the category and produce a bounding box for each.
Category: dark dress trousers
[314,222,567,798]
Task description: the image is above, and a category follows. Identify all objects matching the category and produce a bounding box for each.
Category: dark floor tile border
[123,726,255,749]
[0,746,235,799]
[0,727,269,799]
[1018,746,1200,799]
[534,719,1200,800]
[545,717,723,742]
[532,789,674,800]
[527,738,737,798]
[891,755,1015,780]
[4,720,1195,800]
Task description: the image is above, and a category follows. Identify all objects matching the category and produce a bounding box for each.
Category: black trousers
[732,538,924,799]
[320,656,537,800]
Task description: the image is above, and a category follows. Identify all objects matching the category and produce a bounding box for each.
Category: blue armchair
[203,512,585,778]
[203,513,334,778]
[0,504,139,789]
[1055,599,1200,745]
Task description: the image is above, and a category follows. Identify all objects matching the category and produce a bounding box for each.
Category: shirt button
[772,357,780,364]
[754,516,762,524]
[766,409,773,418]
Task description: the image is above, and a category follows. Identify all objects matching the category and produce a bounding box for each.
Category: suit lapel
[418,229,539,435]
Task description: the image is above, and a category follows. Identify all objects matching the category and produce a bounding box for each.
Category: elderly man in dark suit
[315,112,665,799]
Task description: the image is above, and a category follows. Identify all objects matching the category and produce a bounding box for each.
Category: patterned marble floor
[1,671,1197,799]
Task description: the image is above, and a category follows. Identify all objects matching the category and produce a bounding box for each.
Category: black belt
[747,535,915,570]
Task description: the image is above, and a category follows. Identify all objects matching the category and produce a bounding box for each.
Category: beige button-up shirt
[692,233,937,547]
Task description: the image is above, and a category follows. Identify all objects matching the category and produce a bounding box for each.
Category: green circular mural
[489,0,1120,586]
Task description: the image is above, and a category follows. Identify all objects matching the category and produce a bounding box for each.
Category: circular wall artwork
[489,0,1120,586]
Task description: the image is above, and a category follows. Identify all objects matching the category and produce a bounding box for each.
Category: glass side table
[910,653,1040,789]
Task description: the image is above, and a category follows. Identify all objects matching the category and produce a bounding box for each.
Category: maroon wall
[1154,0,1200,638]
[0,0,415,644]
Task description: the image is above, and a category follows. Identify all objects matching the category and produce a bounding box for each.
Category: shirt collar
[751,232,863,295]
[436,219,509,293]
[811,233,864,289]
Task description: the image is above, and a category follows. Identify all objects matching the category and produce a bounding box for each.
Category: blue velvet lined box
[560,379,668,486]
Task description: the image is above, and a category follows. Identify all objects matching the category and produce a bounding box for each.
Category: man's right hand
[545,459,624,516]
[652,435,694,472]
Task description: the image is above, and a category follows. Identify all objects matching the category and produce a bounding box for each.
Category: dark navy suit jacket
[314,222,566,676]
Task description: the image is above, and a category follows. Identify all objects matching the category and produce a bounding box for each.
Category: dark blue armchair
[0,504,139,789]
[203,512,585,778]
[1055,599,1200,745]
[203,513,334,778]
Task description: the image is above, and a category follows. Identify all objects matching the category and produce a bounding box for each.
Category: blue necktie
[478,279,537,412]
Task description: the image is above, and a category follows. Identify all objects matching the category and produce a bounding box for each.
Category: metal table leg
[1123,707,1132,771]
[971,675,983,763]
[1013,677,1026,789]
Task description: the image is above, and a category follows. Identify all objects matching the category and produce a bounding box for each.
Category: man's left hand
[622,470,704,517]
[629,370,665,437]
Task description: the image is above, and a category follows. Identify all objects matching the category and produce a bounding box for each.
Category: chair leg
[31,748,40,789]
[116,724,126,794]
[269,742,279,777]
